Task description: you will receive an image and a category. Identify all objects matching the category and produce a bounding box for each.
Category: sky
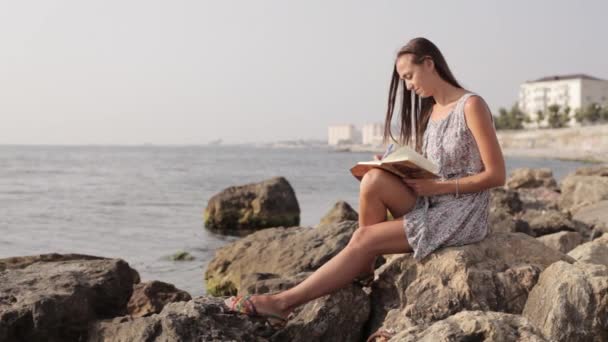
[1,1,606,145]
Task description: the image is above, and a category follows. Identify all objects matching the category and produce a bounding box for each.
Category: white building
[519,74,608,127]
[361,122,384,146]
[327,124,359,146]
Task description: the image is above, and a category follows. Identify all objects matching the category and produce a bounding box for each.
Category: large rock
[490,188,523,214]
[0,254,140,342]
[573,165,608,177]
[368,233,573,334]
[204,177,300,232]
[205,220,358,296]
[518,209,576,237]
[506,168,558,190]
[536,231,583,253]
[89,296,276,342]
[522,261,608,342]
[517,187,561,211]
[573,200,608,235]
[389,310,548,342]
[233,271,371,342]
[318,200,358,226]
[568,233,608,266]
[559,175,608,214]
[489,188,528,235]
[127,281,191,318]
[489,207,529,234]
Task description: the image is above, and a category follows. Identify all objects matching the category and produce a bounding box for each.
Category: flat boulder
[573,164,608,177]
[517,187,561,211]
[506,168,558,190]
[127,280,191,318]
[559,175,608,214]
[518,209,576,237]
[205,220,358,296]
[573,200,608,235]
[0,254,140,342]
[522,261,608,342]
[536,231,583,253]
[204,177,300,233]
[389,310,548,342]
[567,233,608,266]
[368,233,573,334]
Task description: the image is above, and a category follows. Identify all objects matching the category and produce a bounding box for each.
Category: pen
[381,143,395,160]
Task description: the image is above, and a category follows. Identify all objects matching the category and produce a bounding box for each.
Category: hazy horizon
[2,1,606,145]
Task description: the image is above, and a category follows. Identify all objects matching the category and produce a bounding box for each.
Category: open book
[350,144,440,180]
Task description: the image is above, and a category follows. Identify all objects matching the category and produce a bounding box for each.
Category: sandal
[223,294,288,329]
[366,329,395,342]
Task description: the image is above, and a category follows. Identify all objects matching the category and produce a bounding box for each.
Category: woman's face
[395,54,434,98]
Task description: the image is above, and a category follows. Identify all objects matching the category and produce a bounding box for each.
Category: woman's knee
[360,169,390,196]
[347,226,376,255]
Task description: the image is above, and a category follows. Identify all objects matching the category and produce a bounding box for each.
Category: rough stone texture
[518,209,576,237]
[506,168,558,190]
[489,207,529,234]
[568,233,608,266]
[368,233,573,334]
[0,254,140,342]
[574,165,608,177]
[127,281,192,318]
[490,187,523,214]
[91,283,370,342]
[205,220,358,296]
[536,231,583,254]
[517,187,561,211]
[574,200,608,235]
[389,310,548,342]
[89,296,275,342]
[523,261,608,342]
[318,200,358,226]
[204,176,300,232]
[560,175,608,214]
[489,188,528,235]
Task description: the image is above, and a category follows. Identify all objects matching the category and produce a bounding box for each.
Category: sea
[0,145,590,296]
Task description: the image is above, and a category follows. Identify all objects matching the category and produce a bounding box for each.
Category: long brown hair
[383,37,463,152]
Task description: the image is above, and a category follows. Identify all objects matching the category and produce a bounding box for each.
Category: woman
[224,37,506,334]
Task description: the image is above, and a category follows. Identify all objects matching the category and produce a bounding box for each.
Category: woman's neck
[431,81,466,106]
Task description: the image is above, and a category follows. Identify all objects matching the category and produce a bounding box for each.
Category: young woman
[224,37,506,335]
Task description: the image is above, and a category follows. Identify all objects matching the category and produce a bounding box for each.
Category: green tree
[575,103,602,124]
[536,110,545,127]
[494,103,527,130]
[546,104,569,128]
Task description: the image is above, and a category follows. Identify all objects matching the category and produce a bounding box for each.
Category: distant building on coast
[518,74,608,127]
[327,124,360,145]
[361,122,384,146]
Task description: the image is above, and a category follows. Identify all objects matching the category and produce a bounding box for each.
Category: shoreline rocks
[204,176,300,233]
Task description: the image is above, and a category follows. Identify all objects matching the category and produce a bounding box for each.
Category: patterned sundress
[404,92,491,260]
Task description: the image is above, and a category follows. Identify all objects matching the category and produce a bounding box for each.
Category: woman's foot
[224,294,292,327]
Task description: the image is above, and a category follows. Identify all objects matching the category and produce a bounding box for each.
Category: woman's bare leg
[247,219,413,318]
[244,170,418,318]
[358,169,417,273]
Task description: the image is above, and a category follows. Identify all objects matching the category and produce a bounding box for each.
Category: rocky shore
[2,166,608,341]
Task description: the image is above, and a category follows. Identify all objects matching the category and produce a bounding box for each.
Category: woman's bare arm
[403,95,506,196]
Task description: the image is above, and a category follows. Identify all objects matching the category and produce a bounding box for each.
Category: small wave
[136,202,190,207]
[98,201,127,206]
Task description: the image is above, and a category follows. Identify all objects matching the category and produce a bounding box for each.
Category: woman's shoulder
[460,92,494,126]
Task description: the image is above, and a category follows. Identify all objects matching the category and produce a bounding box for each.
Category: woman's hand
[402,178,443,196]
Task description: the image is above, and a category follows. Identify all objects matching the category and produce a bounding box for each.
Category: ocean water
[0,145,589,296]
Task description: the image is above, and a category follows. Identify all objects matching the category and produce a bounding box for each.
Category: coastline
[328,124,608,163]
